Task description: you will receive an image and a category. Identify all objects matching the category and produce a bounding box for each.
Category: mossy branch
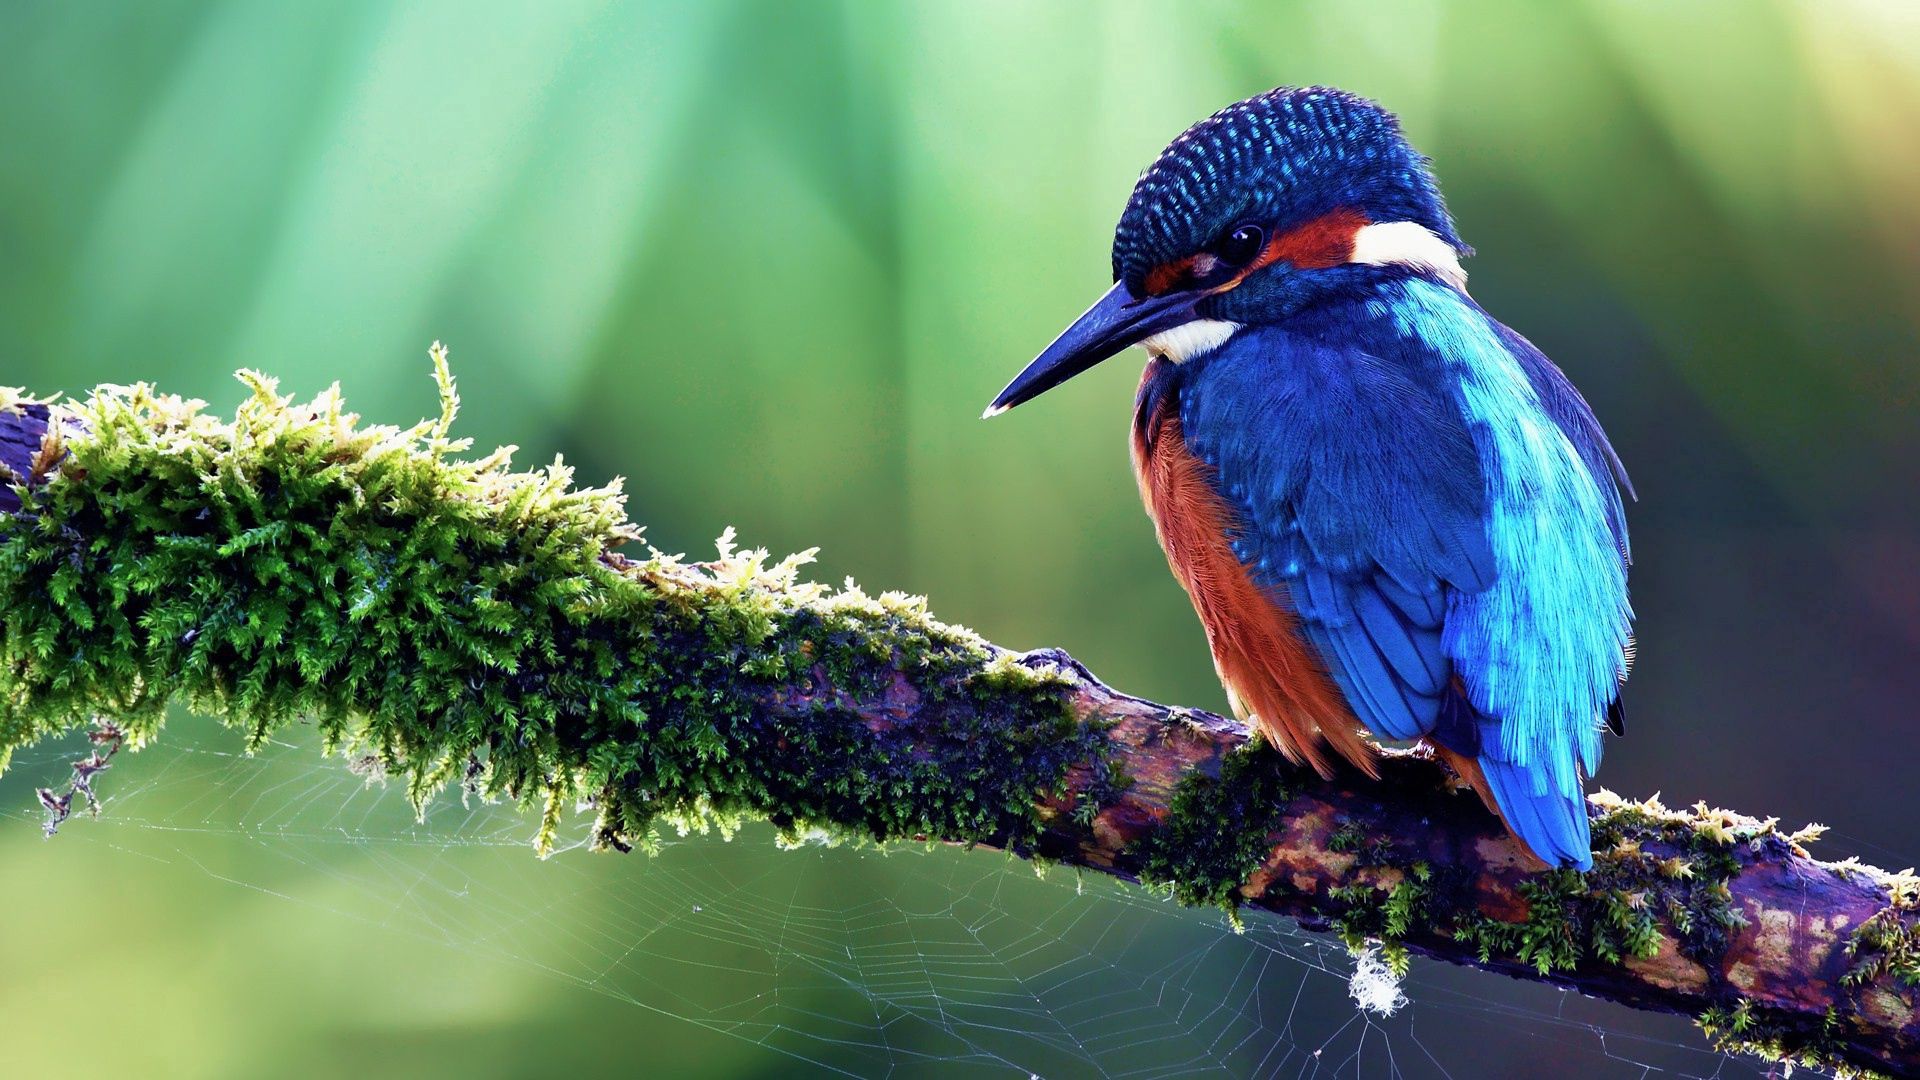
[0,363,1915,1078]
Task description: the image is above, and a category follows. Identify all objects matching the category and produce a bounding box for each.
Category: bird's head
[986,86,1469,416]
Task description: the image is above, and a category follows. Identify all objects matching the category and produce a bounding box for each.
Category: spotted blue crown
[1111,87,1466,293]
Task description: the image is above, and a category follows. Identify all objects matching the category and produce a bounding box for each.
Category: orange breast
[1131,367,1375,779]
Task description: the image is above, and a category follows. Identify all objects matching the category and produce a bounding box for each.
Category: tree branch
[0,372,1913,1078]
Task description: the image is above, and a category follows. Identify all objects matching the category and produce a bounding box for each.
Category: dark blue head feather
[1111,87,1465,293]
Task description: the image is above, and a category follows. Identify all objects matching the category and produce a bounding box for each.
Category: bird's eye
[1214,224,1265,267]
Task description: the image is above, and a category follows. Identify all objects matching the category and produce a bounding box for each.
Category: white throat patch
[1139,319,1240,364]
[1350,221,1468,291]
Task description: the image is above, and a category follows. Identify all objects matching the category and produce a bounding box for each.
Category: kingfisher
[984,87,1632,870]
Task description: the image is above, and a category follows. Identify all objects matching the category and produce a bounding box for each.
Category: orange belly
[1131,377,1376,779]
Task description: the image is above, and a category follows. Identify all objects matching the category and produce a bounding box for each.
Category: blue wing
[1178,317,1492,749]
[1181,283,1632,871]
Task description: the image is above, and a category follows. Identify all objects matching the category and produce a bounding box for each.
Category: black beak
[983,282,1203,417]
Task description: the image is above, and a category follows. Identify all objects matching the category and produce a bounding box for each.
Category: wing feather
[1178,286,1631,872]
[1182,325,1487,747]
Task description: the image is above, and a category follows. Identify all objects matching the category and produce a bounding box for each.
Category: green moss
[1129,771,1759,995]
[1453,870,1590,974]
[1844,871,1920,988]
[0,363,1110,856]
[1134,736,1296,918]
[1698,1001,1886,1080]
[1686,848,1918,1079]
[1387,798,1749,980]
[1327,819,1366,854]
[1330,864,1431,975]
[1325,814,1399,866]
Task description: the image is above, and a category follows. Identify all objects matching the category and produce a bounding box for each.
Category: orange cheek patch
[1143,207,1371,298]
[1143,256,1197,297]
[1252,206,1370,273]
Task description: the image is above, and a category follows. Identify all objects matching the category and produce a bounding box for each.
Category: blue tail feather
[1480,756,1593,871]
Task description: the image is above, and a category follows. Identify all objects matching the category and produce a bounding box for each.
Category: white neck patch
[1350,221,1468,291]
[1139,319,1240,364]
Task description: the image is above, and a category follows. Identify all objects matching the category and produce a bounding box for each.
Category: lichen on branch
[0,353,1105,856]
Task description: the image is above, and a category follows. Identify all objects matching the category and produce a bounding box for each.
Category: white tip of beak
[980,404,1009,420]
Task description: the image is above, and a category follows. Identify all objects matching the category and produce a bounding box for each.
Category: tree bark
[1,391,1913,1079]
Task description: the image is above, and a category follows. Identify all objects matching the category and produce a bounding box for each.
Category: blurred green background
[4,1,1919,1077]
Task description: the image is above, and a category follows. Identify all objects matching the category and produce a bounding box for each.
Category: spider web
[2,723,1795,1079]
